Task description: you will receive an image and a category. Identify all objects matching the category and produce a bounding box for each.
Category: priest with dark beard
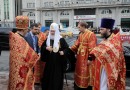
[89,18,126,90]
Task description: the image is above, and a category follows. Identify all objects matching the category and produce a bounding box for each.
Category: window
[60,20,69,28]
[45,12,48,16]
[27,3,30,8]
[44,2,47,7]
[121,9,130,14]
[7,0,9,19]
[101,9,112,14]
[45,20,53,27]
[30,20,35,26]
[4,12,6,19]
[122,0,130,3]
[60,11,69,16]
[44,2,53,7]
[45,12,52,16]
[27,12,35,17]
[27,3,35,8]
[49,2,53,7]
[7,11,9,19]
[27,3,29,8]
[4,0,9,19]
[65,1,70,5]
[76,0,85,4]
[33,3,35,7]
[44,2,49,7]
[60,1,64,5]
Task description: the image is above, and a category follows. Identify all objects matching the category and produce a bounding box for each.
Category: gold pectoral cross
[53,47,58,53]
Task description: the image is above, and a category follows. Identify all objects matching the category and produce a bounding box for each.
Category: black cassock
[41,38,69,90]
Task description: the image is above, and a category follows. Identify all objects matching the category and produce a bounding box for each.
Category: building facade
[22,0,35,26]
[0,0,15,27]
[0,0,22,27]
[22,0,130,29]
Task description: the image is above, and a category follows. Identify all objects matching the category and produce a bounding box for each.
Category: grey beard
[50,35,55,40]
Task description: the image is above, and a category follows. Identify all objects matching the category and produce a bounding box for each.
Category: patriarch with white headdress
[40,23,69,90]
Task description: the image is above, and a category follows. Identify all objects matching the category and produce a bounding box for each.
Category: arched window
[101,9,112,14]
[60,11,69,15]
[60,11,64,15]
[45,12,52,17]
[121,8,130,14]
[27,12,35,17]
[45,12,48,16]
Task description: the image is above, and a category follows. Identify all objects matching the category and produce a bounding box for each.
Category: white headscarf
[46,23,62,53]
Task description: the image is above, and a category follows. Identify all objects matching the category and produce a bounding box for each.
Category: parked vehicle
[60,30,73,38]
[123,46,130,77]
[0,28,14,50]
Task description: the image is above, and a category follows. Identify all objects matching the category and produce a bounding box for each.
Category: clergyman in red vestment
[8,16,39,90]
[60,22,97,90]
[89,18,126,90]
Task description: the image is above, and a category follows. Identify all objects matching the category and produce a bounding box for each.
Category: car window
[0,28,13,34]
[60,30,66,32]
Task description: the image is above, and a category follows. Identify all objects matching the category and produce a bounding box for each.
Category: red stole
[8,32,39,90]
[90,33,126,90]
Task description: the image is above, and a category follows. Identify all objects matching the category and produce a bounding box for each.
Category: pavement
[0,72,8,90]
[0,71,74,90]
[0,72,130,90]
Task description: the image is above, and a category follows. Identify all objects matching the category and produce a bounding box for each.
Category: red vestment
[90,33,126,90]
[38,32,46,48]
[34,32,46,83]
[8,32,39,90]
[71,30,97,88]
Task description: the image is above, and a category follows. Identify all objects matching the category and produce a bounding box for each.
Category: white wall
[0,0,16,27]
[9,0,15,21]
[41,9,73,26]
